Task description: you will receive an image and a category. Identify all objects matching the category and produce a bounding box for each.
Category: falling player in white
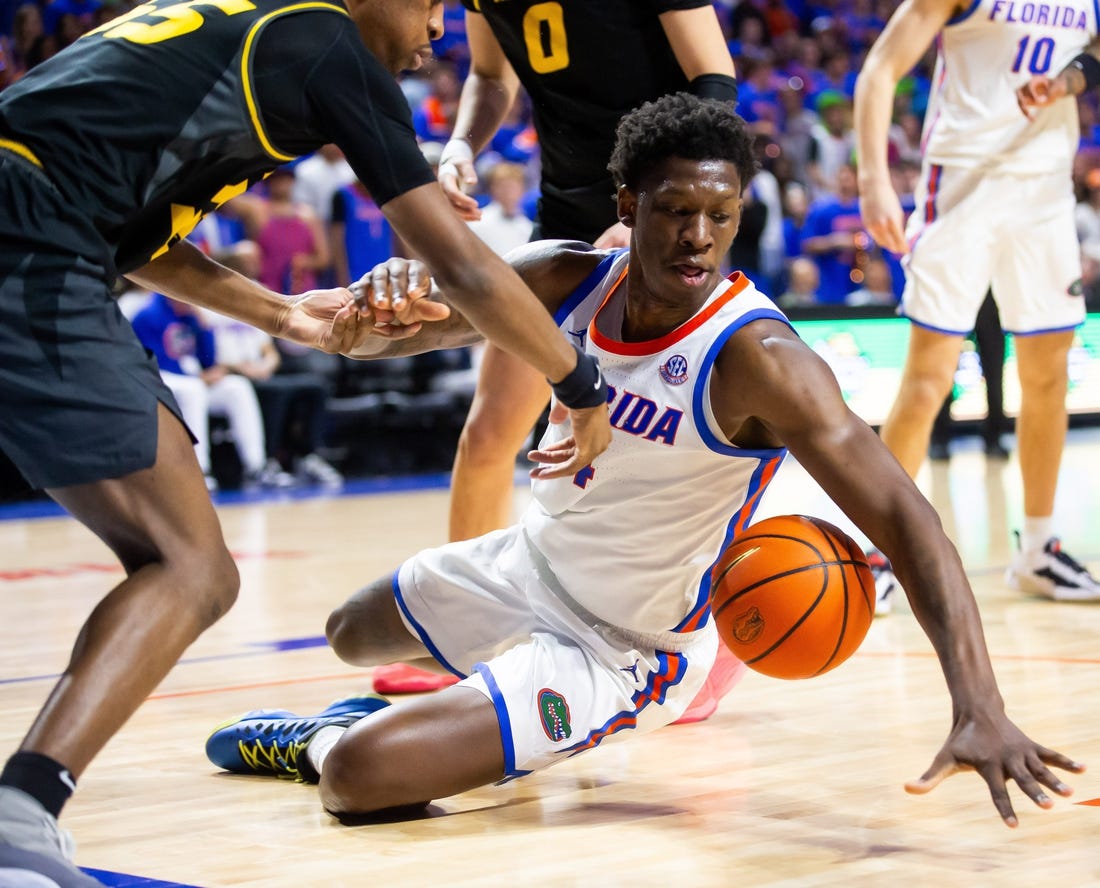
[855,0,1100,600]
[205,94,1082,827]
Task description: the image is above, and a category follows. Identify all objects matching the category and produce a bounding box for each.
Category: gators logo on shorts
[731,606,765,644]
[537,688,572,742]
[1068,279,1084,297]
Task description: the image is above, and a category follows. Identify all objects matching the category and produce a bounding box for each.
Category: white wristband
[438,137,475,187]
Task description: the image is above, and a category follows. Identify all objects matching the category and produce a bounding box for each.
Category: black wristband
[689,73,739,107]
[1070,53,1100,91]
[548,345,608,410]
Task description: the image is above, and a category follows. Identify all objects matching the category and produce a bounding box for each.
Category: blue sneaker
[205,695,390,782]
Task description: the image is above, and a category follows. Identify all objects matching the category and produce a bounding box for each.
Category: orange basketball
[709,514,875,680]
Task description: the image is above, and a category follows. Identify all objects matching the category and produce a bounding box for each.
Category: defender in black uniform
[375,0,740,723]
[0,0,611,881]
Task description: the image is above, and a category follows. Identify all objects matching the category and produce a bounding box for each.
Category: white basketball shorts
[393,525,717,777]
[902,164,1085,335]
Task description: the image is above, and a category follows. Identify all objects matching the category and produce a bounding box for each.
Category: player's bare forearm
[345,308,481,360]
[129,239,289,335]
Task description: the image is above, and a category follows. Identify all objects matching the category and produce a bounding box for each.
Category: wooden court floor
[2,430,1099,887]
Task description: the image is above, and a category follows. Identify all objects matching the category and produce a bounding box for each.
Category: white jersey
[922,0,1096,173]
[523,250,790,637]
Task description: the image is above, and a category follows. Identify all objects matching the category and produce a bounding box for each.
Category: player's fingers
[369,264,393,310]
[977,764,1019,828]
[904,752,960,795]
[385,258,411,311]
[1035,745,1086,775]
[1008,763,1054,809]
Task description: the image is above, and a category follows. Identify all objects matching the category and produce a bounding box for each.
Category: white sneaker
[298,453,343,487]
[0,787,74,862]
[1006,533,1100,602]
[249,459,296,490]
[866,549,900,617]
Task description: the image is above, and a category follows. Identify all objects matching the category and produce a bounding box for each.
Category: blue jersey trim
[691,308,792,457]
[947,0,982,25]
[1007,321,1084,336]
[390,569,465,678]
[473,662,518,776]
[673,453,786,633]
[903,314,972,337]
[552,249,626,325]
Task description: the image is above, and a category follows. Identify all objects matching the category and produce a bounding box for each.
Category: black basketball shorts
[0,152,184,489]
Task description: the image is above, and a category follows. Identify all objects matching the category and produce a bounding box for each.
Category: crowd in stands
[8,0,1100,485]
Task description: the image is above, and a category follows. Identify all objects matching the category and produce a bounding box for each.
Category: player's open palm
[907,709,1084,827]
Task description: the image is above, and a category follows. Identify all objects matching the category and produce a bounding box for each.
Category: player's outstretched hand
[1016,74,1066,119]
[858,179,908,254]
[280,287,373,353]
[528,398,612,480]
[907,710,1084,827]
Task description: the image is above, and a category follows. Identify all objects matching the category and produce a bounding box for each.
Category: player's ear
[616,185,637,228]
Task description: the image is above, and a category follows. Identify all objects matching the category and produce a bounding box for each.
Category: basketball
[709,514,875,680]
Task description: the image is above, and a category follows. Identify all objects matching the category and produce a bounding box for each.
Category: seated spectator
[131,293,289,491]
[467,161,534,257]
[211,245,345,487]
[256,166,330,293]
[777,256,821,309]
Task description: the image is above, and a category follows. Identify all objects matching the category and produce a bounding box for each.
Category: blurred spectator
[777,78,817,183]
[799,161,865,304]
[752,133,787,292]
[782,181,810,261]
[737,54,781,126]
[467,161,533,257]
[256,166,329,293]
[806,89,855,197]
[25,31,58,69]
[131,294,283,491]
[845,256,896,307]
[412,60,461,143]
[329,179,393,288]
[486,93,539,168]
[777,256,821,309]
[6,2,43,81]
[211,244,344,487]
[292,144,355,226]
[432,0,470,78]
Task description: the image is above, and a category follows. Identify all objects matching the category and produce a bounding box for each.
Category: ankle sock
[0,752,75,819]
[1021,517,1054,557]
[306,725,346,776]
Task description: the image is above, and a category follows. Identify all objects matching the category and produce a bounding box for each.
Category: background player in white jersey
[855,0,1100,601]
[206,95,1082,828]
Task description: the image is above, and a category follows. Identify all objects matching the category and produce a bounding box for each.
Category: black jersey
[0,0,434,275]
[463,0,710,190]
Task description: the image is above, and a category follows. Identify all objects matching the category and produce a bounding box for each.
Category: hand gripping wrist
[548,345,608,410]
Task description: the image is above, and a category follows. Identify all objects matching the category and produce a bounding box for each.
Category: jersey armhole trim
[241,2,351,162]
[946,0,982,26]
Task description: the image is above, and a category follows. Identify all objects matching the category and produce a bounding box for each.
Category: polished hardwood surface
[2,431,1099,887]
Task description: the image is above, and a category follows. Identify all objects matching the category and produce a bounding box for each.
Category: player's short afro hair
[608,93,757,193]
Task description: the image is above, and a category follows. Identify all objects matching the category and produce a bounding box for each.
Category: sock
[306,725,347,776]
[1021,516,1054,556]
[0,752,75,819]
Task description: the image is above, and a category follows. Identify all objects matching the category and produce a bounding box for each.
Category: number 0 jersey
[0,0,433,274]
[922,0,1097,173]
[523,250,790,637]
[461,0,712,190]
